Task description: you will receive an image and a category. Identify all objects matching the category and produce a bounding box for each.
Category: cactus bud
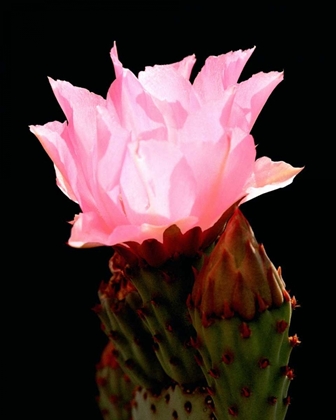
[192,208,286,324]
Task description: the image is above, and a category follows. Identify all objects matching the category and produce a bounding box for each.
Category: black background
[6,2,332,419]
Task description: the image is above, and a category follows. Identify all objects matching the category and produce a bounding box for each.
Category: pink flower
[30,43,302,248]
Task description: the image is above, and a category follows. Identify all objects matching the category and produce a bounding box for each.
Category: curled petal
[242,157,304,203]
[30,121,88,206]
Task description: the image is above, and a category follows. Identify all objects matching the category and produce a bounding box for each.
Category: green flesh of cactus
[189,299,294,419]
[96,341,135,420]
[132,385,216,420]
[128,262,206,386]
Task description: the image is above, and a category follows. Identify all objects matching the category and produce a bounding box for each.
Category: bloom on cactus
[30,43,302,248]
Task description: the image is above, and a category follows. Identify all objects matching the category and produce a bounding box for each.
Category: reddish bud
[191,209,287,322]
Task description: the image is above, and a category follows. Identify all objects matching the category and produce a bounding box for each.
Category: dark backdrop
[7,2,332,419]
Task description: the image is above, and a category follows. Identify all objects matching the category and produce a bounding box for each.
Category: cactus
[96,209,299,420]
[132,385,216,420]
[96,340,135,420]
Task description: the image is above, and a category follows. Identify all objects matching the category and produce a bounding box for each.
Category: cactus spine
[96,209,299,420]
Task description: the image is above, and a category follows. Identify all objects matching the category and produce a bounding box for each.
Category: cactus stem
[165,322,174,332]
[124,359,136,370]
[189,335,201,349]
[109,330,120,341]
[153,333,163,343]
[194,352,204,366]
[206,386,215,396]
[169,356,181,366]
[96,377,108,387]
[282,289,290,302]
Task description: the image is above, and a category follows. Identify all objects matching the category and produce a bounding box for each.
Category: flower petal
[193,47,255,103]
[120,139,197,227]
[242,157,304,202]
[229,71,283,131]
[68,212,112,247]
[30,121,83,204]
[185,129,256,229]
[108,45,167,140]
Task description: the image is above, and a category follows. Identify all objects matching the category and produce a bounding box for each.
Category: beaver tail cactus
[188,209,299,420]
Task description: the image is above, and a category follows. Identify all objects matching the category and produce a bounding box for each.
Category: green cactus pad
[127,260,206,386]
[96,340,135,420]
[132,385,217,420]
[97,267,170,392]
[189,297,294,420]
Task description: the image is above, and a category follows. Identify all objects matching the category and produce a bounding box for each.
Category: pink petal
[108,47,167,139]
[108,216,198,246]
[138,61,201,131]
[30,121,83,204]
[179,89,235,145]
[94,106,130,191]
[167,54,197,79]
[242,157,303,202]
[193,47,255,103]
[138,61,195,108]
[229,71,283,131]
[68,212,112,248]
[120,139,197,227]
[49,78,105,155]
[184,129,256,229]
[139,52,196,81]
